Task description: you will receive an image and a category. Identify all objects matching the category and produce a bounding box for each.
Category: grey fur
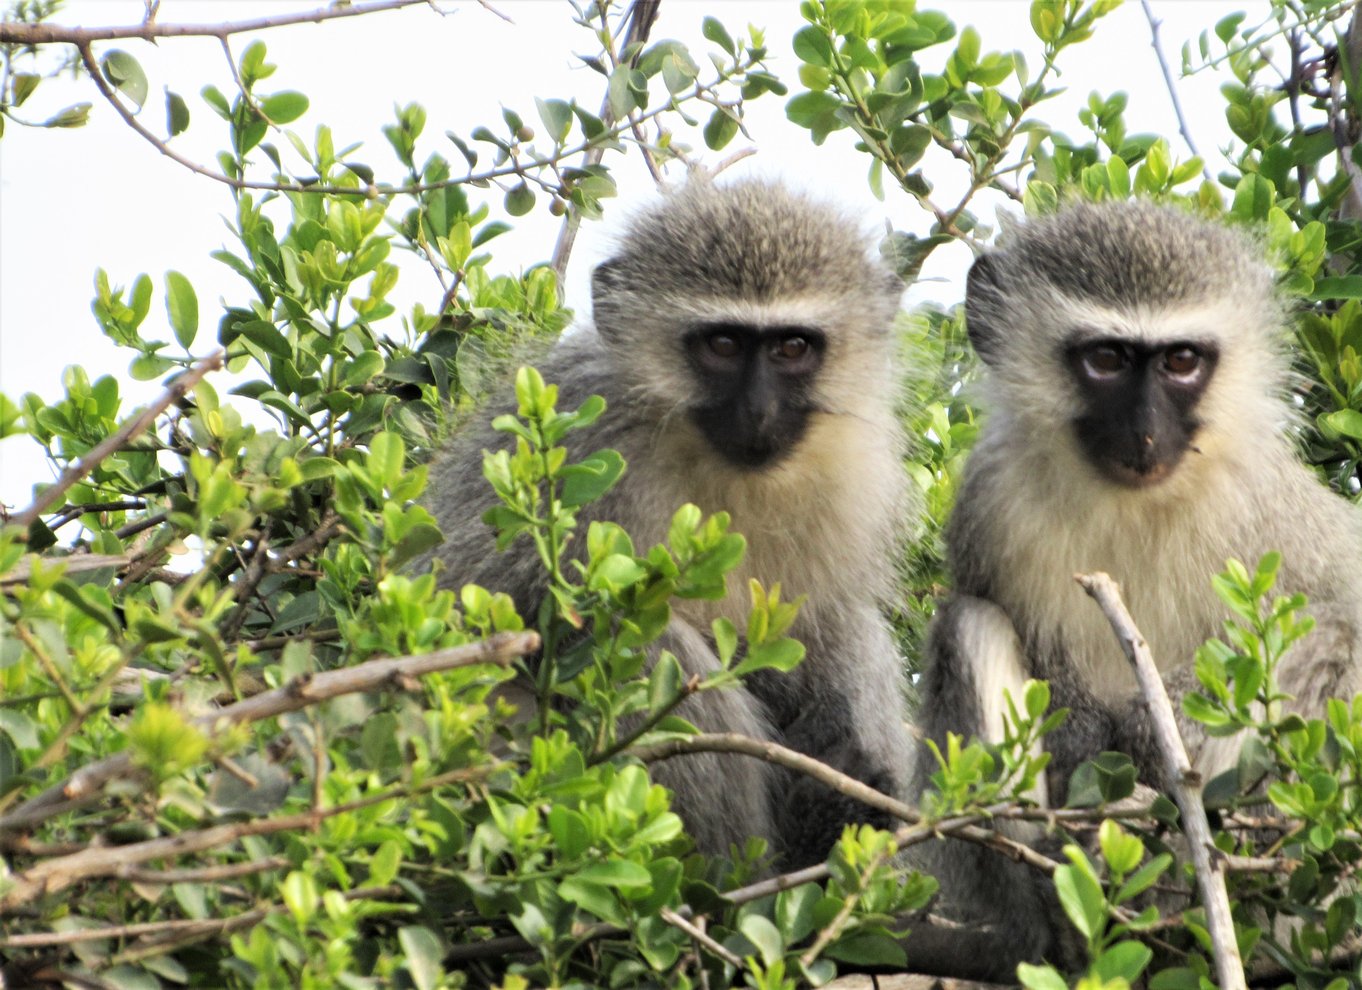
[912,200,1362,976]
[422,178,915,868]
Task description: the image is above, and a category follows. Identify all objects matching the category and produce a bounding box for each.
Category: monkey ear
[592,259,626,302]
[964,253,1004,365]
[591,259,627,339]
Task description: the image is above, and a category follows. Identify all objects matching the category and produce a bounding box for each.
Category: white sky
[0,0,1248,509]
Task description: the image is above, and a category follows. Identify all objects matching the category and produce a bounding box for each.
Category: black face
[1065,336,1219,488]
[684,322,826,469]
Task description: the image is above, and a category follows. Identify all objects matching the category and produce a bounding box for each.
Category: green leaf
[0,709,40,750]
[102,50,149,110]
[164,271,198,349]
[1230,172,1274,221]
[738,914,784,966]
[1098,820,1143,876]
[703,107,740,151]
[702,16,736,55]
[367,432,406,490]
[535,97,573,143]
[1310,276,1362,302]
[786,90,844,144]
[1094,940,1153,983]
[1116,853,1173,903]
[824,933,907,968]
[560,449,625,507]
[235,320,292,360]
[397,925,445,990]
[574,859,651,888]
[648,652,684,713]
[1053,860,1104,940]
[1018,963,1070,990]
[261,91,308,124]
[549,805,591,860]
[732,638,805,677]
[165,90,190,137]
[559,878,624,924]
[793,25,834,67]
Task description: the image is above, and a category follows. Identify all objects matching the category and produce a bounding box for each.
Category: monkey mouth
[1096,456,1179,489]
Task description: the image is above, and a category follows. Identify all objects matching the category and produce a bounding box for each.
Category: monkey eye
[706,332,742,358]
[1081,343,1128,378]
[1163,346,1201,378]
[772,335,809,361]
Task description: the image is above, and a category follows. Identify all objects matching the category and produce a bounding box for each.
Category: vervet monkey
[425,179,915,868]
[913,200,1362,974]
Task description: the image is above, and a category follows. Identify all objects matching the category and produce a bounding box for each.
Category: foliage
[7,0,1362,986]
[0,6,931,986]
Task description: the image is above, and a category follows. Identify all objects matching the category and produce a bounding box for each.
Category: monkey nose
[1142,434,1153,447]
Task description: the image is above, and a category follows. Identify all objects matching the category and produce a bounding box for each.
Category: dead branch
[218,512,342,641]
[0,630,538,832]
[660,906,743,968]
[1139,0,1212,181]
[0,758,487,913]
[0,1,429,44]
[1076,571,1246,990]
[10,352,225,532]
[0,883,402,950]
[548,0,660,284]
[1,553,131,586]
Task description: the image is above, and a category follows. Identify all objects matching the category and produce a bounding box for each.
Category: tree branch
[0,1,430,44]
[9,351,225,533]
[1076,571,1246,990]
[1139,0,1213,181]
[0,630,539,832]
[548,0,661,285]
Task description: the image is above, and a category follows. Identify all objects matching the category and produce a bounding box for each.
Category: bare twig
[0,754,484,912]
[633,731,920,824]
[800,848,889,967]
[10,352,224,532]
[114,857,289,884]
[722,862,833,906]
[548,0,660,284]
[1,553,131,586]
[0,883,403,951]
[1330,11,1362,221]
[1139,0,1213,180]
[0,631,538,832]
[0,1,429,44]
[1076,571,1246,990]
[660,906,743,968]
[218,512,342,641]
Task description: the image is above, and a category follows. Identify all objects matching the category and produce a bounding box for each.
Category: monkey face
[683,321,826,469]
[1064,336,1219,488]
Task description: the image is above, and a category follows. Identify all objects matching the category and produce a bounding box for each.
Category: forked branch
[1076,571,1246,990]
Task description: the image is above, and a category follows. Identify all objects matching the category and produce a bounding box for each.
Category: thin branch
[218,512,342,641]
[9,352,224,532]
[0,755,484,912]
[548,0,660,284]
[1076,571,1246,990]
[0,553,131,586]
[632,731,919,825]
[660,906,743,968]
[0,1,430,44]
[799,847,890,968]
[635,732,1062,876]
[0,630,539,832]
[1139,0,1213,181]
[115,857,290,884]
[0,883,400,953]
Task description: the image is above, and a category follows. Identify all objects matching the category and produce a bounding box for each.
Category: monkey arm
[756,604,915,868]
